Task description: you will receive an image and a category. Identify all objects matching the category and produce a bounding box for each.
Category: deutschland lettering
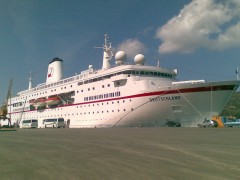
[149,96,181,102]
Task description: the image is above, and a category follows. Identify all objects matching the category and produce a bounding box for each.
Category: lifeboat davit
[46,95,61,106]
[33,97,47,108]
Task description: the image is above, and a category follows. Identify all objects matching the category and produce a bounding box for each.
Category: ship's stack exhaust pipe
[46,57,63,84]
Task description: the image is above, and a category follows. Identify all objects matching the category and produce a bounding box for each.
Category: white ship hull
[5,35,240,128]
[8,79,239,128]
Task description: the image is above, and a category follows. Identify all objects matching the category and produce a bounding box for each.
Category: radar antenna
[94,34,114,70]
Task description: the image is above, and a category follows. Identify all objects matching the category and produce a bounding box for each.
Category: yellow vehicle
[212,116,226,128]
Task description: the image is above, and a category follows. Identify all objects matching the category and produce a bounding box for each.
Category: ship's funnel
[46,57,63,84]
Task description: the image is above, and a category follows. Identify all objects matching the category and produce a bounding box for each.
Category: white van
[43,118,65,128]
[22,119,38,128]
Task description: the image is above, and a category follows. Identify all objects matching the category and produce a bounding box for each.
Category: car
[166,120,181,127]
[224,119,240,127]
[198,119,218,128]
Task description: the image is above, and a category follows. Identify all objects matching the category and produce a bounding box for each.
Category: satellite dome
[115,51,127,63]
[134,54,145,65]
[88,65,93,69]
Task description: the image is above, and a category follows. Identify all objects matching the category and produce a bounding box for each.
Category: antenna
[28,71,32,90]
[155,58,160,67]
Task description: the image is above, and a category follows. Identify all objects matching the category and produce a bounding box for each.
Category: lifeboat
[29,99,35,105]
[33,97,47,108]
[46,95,61,106]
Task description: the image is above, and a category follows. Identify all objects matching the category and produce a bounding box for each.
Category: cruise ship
[6,35,240,128]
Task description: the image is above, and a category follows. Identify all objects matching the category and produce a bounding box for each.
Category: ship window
[123,70,131,75]
[140,71,144,75]
[92,87,95,90]
[102,85,104,88]
[154,72,157,75]
[78,82,83,85]
[145,71,149,75]
[150,72,153,75]
[108,84,110,87]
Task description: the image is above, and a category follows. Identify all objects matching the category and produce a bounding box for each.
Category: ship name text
[150,96,181,102]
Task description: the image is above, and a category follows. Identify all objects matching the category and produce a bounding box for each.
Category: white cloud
[156,0,240,54]
[116,39,147,59]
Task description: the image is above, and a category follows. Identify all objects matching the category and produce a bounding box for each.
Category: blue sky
[0,0,240,103]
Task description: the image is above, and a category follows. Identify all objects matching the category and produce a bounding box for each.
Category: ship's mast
[28,72,32,90]
[95,34,114,70]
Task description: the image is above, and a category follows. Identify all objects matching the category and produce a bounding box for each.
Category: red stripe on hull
[10,84,236,114]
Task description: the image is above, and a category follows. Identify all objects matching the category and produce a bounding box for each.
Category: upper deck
[16,64,177,97]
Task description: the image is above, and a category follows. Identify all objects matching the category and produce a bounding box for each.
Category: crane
[0,79,13,126]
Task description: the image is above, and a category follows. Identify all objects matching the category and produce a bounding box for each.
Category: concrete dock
[0,128,240,179]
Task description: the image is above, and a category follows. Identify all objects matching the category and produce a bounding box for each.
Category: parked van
[22,119,38,128]
[43,118,65,128]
